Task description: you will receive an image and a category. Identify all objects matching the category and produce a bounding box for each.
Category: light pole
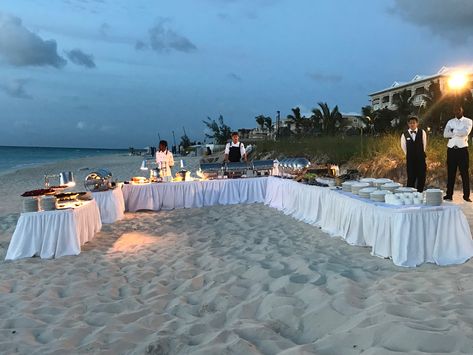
[276,110,281,139]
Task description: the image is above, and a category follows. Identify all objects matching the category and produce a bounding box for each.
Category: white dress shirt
[224,142,246,156]
[156,150,174,177]
[443,116,473,148]
[400,128,427,155]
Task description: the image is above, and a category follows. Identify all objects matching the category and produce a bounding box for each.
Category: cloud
[307,72,342,84]
[134,40,148,51]
[0,13,67,68]
[228,72,242,81]
[391,0,473,44]
[147,19,197,53]
[99,22,110,37]
[65,49,96,68]
[77,121,86,129]
[1,79,33,99]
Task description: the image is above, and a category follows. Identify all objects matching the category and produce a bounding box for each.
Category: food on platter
[21,188,54,197]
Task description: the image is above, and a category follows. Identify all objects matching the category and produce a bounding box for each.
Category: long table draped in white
[121,177,268,212]
[5,200,102,260]
[265,177,473,267]
[92,187,125,224]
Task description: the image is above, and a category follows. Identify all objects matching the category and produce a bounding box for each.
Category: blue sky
[1,0,472,148]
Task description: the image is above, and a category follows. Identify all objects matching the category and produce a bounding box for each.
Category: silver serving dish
[84,168,113,192]
[200,163,224,179]
[225,162,248,172]
[252,160,275,176]
[278,157,310,177]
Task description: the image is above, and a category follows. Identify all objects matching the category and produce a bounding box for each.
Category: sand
[1,154,473,354]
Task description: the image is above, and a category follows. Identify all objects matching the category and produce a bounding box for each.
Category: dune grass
[252,134,471,186]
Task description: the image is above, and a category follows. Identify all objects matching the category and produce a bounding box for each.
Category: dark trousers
[406,158,426,192]
[446,147,470,198]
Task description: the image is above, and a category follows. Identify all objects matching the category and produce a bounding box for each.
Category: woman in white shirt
[156,140,174,177]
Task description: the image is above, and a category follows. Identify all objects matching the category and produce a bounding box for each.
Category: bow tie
[410,130,416,134]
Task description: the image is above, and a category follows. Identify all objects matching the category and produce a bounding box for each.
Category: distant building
[369,66,473,111]
[341,112,366,130]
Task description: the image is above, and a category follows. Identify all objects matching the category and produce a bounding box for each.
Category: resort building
[369,66,473,111]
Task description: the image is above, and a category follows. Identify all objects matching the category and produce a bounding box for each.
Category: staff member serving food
[224,132,247,162]
[156,140,174,177]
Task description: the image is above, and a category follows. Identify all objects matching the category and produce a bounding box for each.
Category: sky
[1,0,473,149]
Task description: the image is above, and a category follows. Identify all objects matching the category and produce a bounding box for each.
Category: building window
[382,95,389,103]
[392,93,400,104]
[415,87,426,95]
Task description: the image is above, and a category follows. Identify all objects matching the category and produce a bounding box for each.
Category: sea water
[0,146,128,174]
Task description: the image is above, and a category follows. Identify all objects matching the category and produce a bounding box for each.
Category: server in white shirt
[400,116,427,192]
[224,132,247,163]
[443,106,473,202]
[155,140,174,177]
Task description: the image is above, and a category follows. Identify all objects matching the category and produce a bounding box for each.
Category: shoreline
[0,152,130,177]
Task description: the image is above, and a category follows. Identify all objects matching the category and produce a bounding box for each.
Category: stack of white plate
[385,194,405,205]
[41,196,57,211]
[380,182,402,192]
[22,198,39,213]
[359,178,376,186]
[359,187,378,199]
[373,178,393,188]
[424,189,443,206]
[342,180,357,192]
[395,187,417,193]
[351,182,370,195]
[370,190,388,202]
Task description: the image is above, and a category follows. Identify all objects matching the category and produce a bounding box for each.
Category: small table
[5,200,102,260]
[92,188,125,224]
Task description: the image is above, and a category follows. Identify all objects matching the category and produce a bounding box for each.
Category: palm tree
[255,115,266,130]
[264,116,272,132]
[311,102,343,135]
[286,107,306,135]
[394,89,414,129]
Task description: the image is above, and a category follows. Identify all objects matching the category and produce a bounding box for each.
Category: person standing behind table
[400,116,427,192]
[224,132,247,163]
[155,140,174,177]
[443,106,473,202]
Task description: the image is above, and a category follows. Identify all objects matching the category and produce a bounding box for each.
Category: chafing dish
[278,157,310,178]
[84,169,113,192]
[225,162,248,178]
[199,163,224,180]
[252,160,275,176]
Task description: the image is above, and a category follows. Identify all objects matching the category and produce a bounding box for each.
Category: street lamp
[276,110,280,139]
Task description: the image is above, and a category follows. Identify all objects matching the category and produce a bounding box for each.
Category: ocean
[0,146,128,173]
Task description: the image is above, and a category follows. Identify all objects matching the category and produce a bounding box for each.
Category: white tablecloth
[6,200,102,260]
[265,177,473,267]
[122,177,268,212]
[92,188,125,224]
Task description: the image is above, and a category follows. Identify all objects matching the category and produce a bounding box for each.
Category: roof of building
[369,66,473,97]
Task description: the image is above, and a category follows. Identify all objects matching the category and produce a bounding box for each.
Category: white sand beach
[2,154,473,354]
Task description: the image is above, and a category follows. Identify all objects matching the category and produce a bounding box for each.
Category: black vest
[404,129,425,162]
[228,143,242,162]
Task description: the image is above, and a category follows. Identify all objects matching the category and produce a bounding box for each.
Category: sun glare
[448,72,468,90]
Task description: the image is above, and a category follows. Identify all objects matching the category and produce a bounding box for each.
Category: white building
[369,66,473,111]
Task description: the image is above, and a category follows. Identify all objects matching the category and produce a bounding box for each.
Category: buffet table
[121,177,268,212]
[5,200,102,260]
[92,187,125,224]
[265,177,473,267]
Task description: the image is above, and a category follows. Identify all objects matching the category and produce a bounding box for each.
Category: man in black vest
[400,116,427,192]
[224,132,247,163]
